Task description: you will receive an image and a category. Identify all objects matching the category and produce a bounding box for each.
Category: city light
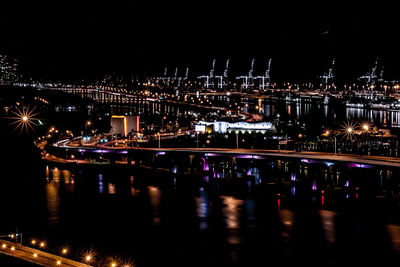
[7,106,39,133]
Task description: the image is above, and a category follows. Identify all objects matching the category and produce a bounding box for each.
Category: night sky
[1,1,399,82]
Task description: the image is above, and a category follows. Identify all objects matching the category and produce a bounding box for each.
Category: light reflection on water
[222,196,243,245]
[41,161,400,265]
[148,186,161,226]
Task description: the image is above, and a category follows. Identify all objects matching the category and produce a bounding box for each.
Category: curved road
[49,139,400,168]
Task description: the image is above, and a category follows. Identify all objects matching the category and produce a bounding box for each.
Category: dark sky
[1,1,399,82]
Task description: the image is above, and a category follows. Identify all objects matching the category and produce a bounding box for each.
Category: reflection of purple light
[203,176,209,183]
[157,151,166,155]
[291,172,296,181]
[213,171,216,178]
[312,180,317,190]
[78,149,86,152]
[301,159,310,163]
[201,158,209,171]
[247,169,252,176]
[345,194,349,199]
[291,186,296,196]
[205,153,219,157]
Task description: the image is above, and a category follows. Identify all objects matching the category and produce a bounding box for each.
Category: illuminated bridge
[44,139,400,171]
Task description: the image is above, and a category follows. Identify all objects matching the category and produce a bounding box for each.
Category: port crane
[197,59,216,88]
[255,58,272,91]
[358,59,379,85]
[236,58,255,90]
[157,67,171,86]
[215,59,230,89]
[319,58,335,90]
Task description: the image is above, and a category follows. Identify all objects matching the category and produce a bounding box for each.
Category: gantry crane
[255,58,272,91]
[197,59,216,88]
[319,58,335,90]
[215,59,230,89]
[236,58,255,90]
[358,58,379,85]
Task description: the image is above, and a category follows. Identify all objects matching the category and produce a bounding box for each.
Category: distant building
[111,115,140,137]
[196,121,276,134]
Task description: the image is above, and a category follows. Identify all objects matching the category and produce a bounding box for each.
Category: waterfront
[3,133,400,266]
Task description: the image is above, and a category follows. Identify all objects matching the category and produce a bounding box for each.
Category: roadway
[1,239,91,267]
[48,139,400,168]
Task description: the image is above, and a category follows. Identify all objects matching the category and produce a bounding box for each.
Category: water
[2,151,400,266]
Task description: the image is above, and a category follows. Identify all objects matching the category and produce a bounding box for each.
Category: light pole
[334,136,337,156]
[236,133,238,149]
[158,132,161,148]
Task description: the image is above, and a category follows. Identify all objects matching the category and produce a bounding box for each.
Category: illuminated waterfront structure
[196,120,275,134]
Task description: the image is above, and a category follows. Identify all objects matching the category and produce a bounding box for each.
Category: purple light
[301,159,310,163]
[312,180,317,191]
[205,153,219,157]
[235,154,254,159]
[247,169,252,176]
[348,163,361,168]
[119,150,128,154]
[157,151,166,155]
[291,172,296,181]
[345,180,349,187]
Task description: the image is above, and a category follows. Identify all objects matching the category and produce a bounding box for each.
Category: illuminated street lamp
[362,123,369,131]
[86,255,91,261]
